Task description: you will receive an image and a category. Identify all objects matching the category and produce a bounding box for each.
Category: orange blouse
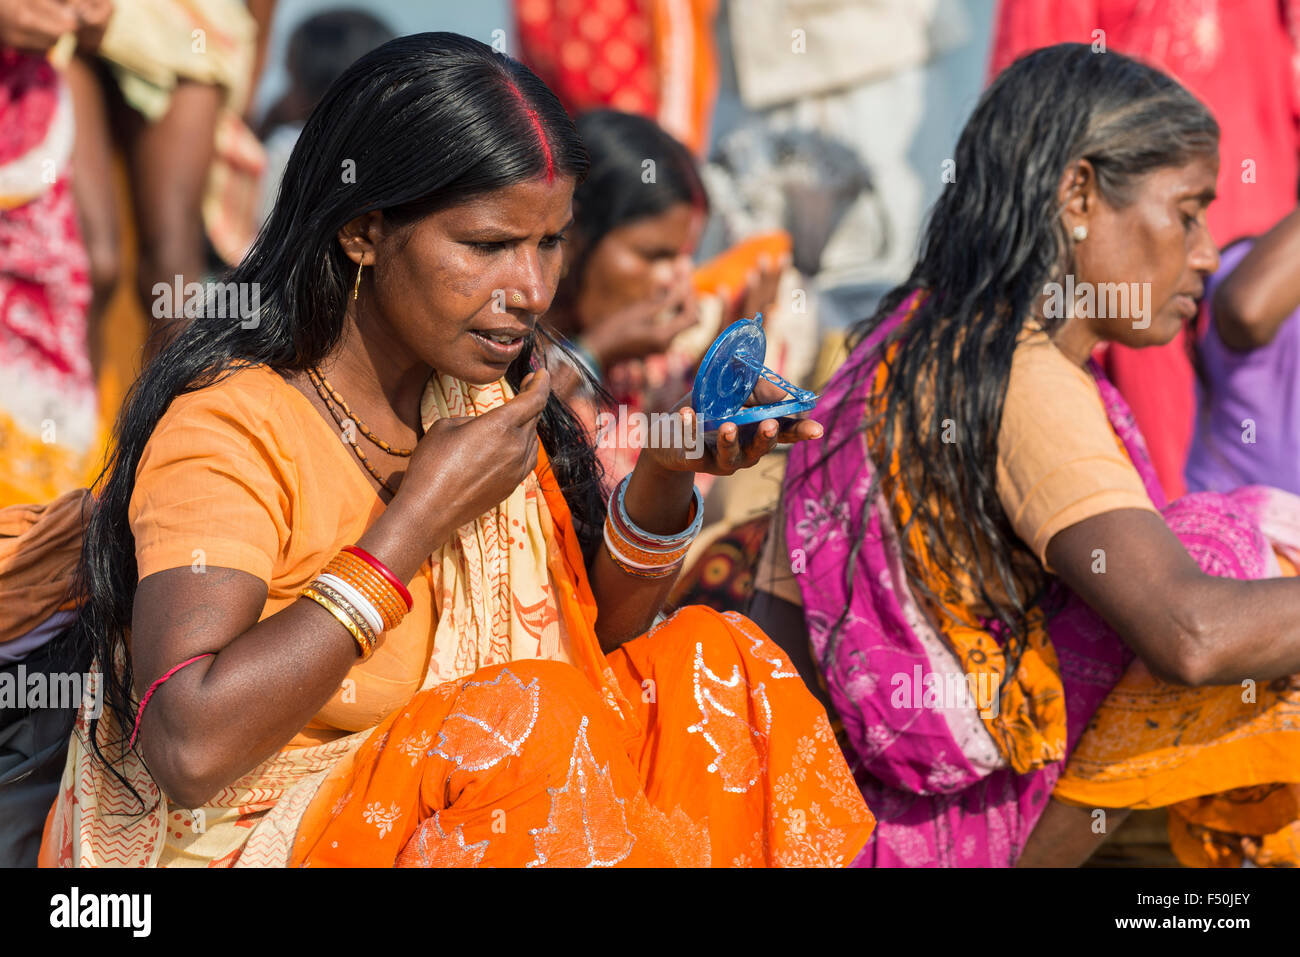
[128,365,438,748]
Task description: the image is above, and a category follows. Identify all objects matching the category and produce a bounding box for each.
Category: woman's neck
[323,313,430,434]
[1038,299,1100,369]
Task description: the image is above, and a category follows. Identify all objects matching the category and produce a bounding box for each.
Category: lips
[468,326,531,362]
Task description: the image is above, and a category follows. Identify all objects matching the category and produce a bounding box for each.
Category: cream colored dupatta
[415,373,573,687]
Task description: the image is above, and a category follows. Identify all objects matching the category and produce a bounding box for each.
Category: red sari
[988,0,1300,501]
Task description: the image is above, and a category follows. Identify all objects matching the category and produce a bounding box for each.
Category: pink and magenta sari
[783,299,1300,866]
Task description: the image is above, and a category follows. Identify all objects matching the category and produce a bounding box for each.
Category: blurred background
[4,0,1299,869]
[1,0,1003,507]
[3,0,1297,522]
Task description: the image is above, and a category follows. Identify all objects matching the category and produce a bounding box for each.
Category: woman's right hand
[398,367,551,544]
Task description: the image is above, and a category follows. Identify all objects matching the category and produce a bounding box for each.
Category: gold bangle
[303,586,375,660]
[310,580,380,647]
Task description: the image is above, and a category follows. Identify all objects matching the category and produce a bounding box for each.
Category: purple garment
[1186,239,1300,496]
[0,609,75,665]
[782,295,1288,866]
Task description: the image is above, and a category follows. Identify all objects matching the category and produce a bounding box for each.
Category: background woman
[1186,205,1300,496]
[755,43,1300,868]
[545,109,791,483]
[0,1,113,866]
[34,33,870,867]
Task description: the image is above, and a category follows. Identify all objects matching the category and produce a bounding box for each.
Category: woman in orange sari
[34,32,871,868]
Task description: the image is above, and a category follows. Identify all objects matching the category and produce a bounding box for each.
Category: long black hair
[67,32,606,804]
[798,44,1219,685]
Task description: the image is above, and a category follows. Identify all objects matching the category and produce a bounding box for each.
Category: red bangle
[341,545,413,611]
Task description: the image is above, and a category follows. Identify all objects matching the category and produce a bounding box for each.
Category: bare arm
[131,487,449,809]
[1213,207,1300,351]
[132,371,551,808]
[589,379,823,651]
[1047,508,1300,686]
[243,0,277,123]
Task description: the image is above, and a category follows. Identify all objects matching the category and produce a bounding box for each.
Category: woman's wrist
[355,491,451,586]
[623,456,696,536]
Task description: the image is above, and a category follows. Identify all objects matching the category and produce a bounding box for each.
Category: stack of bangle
[602,474,704,579]
[301,545,414,660]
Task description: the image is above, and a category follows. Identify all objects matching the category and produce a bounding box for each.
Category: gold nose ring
[511,292,524,305]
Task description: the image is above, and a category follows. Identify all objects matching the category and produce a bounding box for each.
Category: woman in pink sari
[754,44,1300,867]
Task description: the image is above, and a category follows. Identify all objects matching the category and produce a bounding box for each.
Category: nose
[511,247,552,314]
[1190,227,1219,277]
[649,257,676,287]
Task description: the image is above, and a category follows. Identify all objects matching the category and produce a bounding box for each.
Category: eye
[540,231,568,249]
[470,241,509,254]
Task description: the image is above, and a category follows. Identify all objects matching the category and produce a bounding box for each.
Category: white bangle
[316,572,384,636]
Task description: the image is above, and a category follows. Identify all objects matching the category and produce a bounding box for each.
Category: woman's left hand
[637,375,822,477]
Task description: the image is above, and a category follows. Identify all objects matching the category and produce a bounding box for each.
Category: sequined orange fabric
[289,448,874,867]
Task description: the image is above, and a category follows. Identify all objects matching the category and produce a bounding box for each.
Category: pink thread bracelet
[128,653,215,748]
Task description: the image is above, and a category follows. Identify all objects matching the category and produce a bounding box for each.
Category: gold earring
[352,259,365,301]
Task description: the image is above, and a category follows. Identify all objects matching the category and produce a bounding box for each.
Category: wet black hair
[799,43,1219,687]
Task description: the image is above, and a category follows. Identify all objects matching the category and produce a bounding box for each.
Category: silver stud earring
[1072,224,1088,242]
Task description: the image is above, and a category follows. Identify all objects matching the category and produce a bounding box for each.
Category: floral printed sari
[783,296,1300,866]
[290,431,875,867]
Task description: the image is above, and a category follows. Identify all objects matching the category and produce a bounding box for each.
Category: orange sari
[291,443,874,867]
[33,369,870,868]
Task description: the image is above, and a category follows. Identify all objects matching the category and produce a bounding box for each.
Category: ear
[1057,158,1098,226]
[336,211,385,266]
